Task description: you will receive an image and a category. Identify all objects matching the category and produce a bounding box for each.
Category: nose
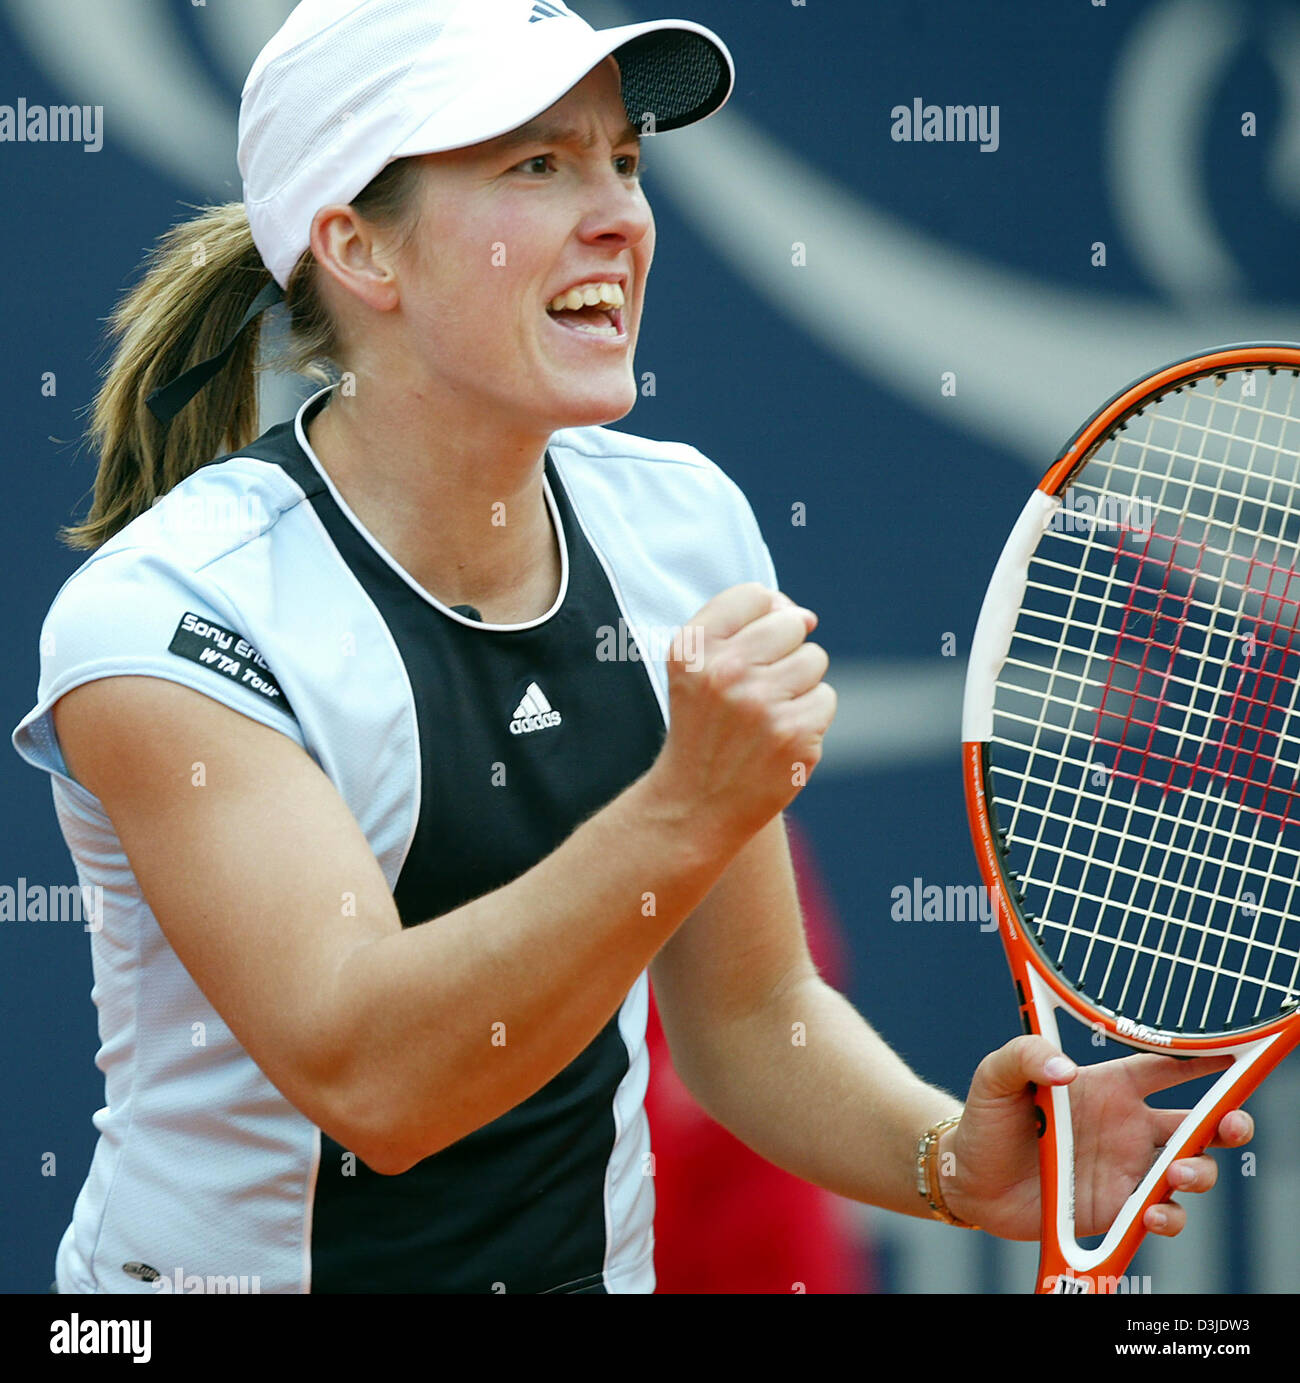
[574,165,653,250]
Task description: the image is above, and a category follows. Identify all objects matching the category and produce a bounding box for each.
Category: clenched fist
[650,583,837,847]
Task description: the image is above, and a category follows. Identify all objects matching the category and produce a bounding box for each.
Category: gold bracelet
[915,1113,979,1229]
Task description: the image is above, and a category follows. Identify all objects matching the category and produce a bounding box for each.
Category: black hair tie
[146,279,286,428]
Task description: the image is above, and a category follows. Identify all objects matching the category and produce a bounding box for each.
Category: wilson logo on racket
[962,343,1300,1295]
[1092,531,1300,830]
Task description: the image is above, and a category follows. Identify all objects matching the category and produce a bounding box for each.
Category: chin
[549,384,638,431]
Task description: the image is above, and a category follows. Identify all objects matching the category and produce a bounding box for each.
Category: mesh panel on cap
[615,31,729,134]
[242,0,443,202]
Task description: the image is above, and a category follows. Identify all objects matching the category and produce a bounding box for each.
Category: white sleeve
[12,548,306,786]
[695,445,781,593]
[748,521,780,591]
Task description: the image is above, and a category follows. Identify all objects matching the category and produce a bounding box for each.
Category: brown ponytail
[63,156,426,550]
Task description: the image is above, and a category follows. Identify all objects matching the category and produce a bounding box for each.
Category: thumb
[971,1035,1077,1102]
[768,590,817,630]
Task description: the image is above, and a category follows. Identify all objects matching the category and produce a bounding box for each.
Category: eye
[515,154,556,175]
[615,152,642,178]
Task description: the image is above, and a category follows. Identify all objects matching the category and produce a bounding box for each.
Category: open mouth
[546,281,626,339]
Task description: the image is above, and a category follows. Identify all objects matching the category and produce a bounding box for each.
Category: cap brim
[391,18,734,160]
[607,20,734,133]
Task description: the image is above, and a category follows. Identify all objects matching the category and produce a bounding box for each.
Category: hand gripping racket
[963,343,1300,1294]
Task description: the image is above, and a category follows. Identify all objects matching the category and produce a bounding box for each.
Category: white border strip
[962,488,1061,742]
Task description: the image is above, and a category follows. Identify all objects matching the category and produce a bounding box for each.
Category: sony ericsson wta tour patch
[167,612,293,715]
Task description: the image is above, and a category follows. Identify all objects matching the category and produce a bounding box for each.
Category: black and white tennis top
[11,384,778,1294]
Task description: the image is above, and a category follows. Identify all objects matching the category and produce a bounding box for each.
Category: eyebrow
[490,118,642,155]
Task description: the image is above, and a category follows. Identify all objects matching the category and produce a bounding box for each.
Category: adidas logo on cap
[510,681,562,735]
[529,2,572,21]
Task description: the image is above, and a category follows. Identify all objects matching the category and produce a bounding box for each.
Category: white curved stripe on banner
[4,0,236,196]
[201,0,296,92]
[1107,0,1247,300]
[585,0,1300,469]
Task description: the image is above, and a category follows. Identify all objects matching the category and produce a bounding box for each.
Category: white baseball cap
[239,0,736,289]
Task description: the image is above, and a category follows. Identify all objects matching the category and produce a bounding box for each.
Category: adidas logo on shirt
[510,681,562,735]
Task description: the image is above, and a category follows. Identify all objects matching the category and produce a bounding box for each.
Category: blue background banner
[3,0,1298,1294]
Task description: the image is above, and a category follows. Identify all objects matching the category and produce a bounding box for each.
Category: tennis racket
[962,343,1300,1294]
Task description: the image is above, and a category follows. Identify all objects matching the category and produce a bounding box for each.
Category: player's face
[395,58,655,433]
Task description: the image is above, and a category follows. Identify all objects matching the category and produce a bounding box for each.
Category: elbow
[318,1076,454,1177]
[355,1125,465,1177]
[287,1009,430,1174]
[327,1111,424,1178]
[324,1091,426,1177]
[301,1018,489,1174]
[356,1144,421,1178]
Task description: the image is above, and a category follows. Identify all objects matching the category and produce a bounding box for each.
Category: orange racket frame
[962,344,1300,1294]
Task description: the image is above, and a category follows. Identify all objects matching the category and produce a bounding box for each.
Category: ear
[308,204,401,313]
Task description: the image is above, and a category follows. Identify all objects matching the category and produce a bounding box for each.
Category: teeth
[566,321,620,337]
[548,281,625,313]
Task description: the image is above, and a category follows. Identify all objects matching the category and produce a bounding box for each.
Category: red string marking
[1090,520,1167,783]
[1091,527,1300,830]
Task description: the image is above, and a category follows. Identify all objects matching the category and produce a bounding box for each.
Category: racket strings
[1091,373,1300,1030]
[990,366,1300,1034]
[1018,378,1237,1014]
[1098,531,1300,817]
[1089,372,1300,1030]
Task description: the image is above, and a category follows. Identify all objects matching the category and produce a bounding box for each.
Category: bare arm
[651,813,959,1217]
[55,675,728,1173]
[651,814,1251,1236]
[53,583,835,1175]
[672,971,963,1216]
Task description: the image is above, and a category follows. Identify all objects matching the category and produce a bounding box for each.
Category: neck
[304,374,560,617]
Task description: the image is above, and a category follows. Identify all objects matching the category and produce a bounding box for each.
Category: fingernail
[1172,1164,1195,1187]
[1149,1208,1167,1230]
[1044,1055,1076,1080]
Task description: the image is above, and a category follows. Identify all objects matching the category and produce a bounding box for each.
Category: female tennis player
[13,0,1252,1294]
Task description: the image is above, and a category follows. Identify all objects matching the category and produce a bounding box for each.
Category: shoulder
[13,455,314,777]
[97,450,310,570]
[547,423,779,592]
[548,423,763,520]
[549,423,736,487]
[548,423,716,470]
[46,451,309,618]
